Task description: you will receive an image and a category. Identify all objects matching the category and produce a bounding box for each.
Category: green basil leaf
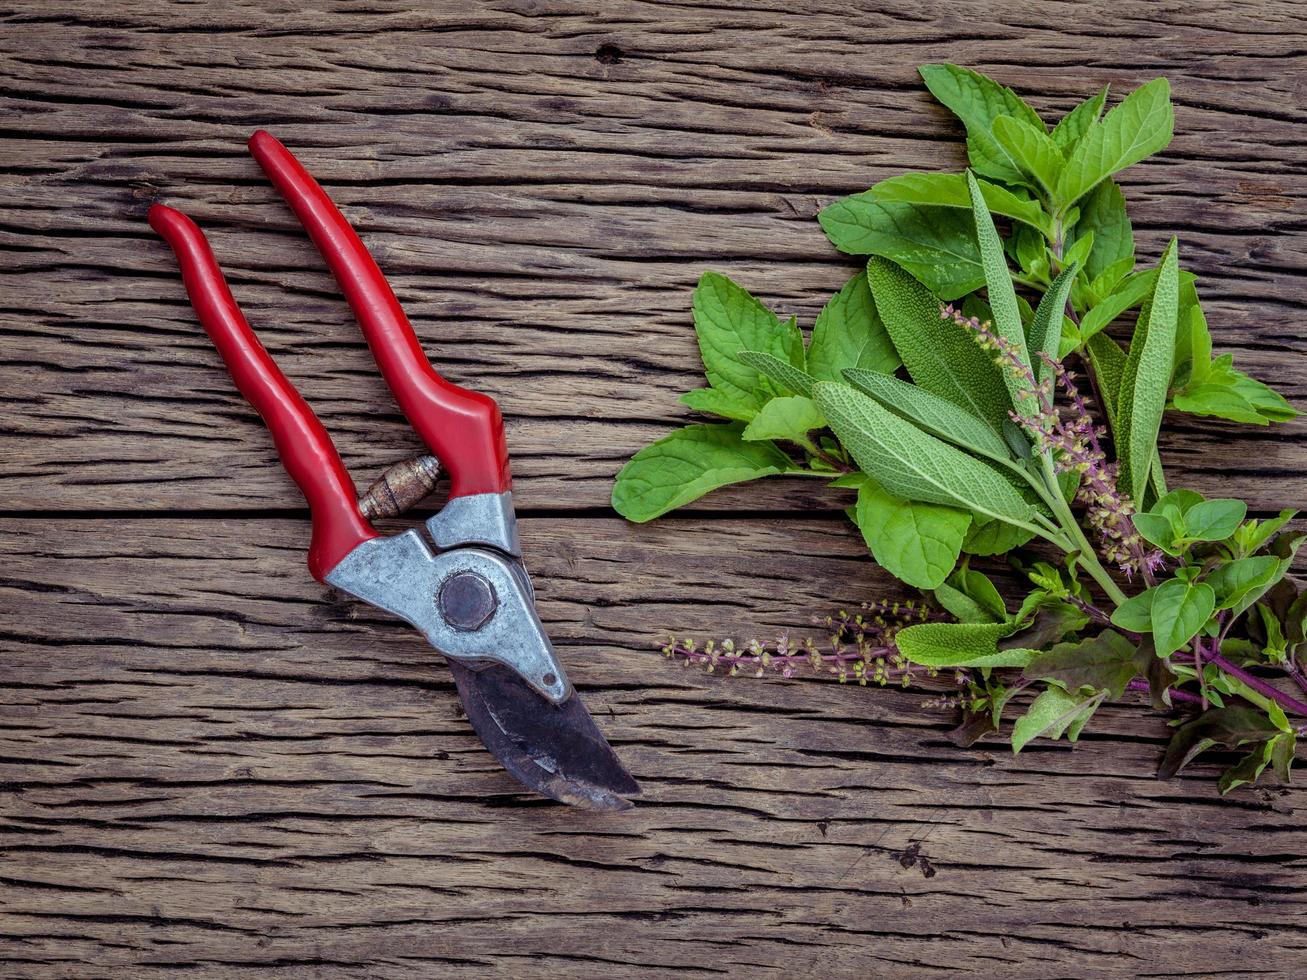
[818,197,984,299]
[1132,512,1180,553]
[967,170,1034,415]
[1050,86,1109,154]
[1111,587,1156,633]
[854,480,971,589]
[1023,629,1138,699]
[1117,238,1180,506]
[737,350,816,398]
[1027,264,1078,384]
[740,396,826,448]
[1055,77,1174,207]
[992,114,1065,194]
[896,621,1031,669]
[1012,687,1095,752]
[806,272,900,383]
[611,423,794,522]
[1183,498,1247,542]
[813,381,1038,529]
[692,272,804,411]
[1150,577,1216,657]
[866,257,1012,430]
[679,387,759,422]
[864,171,1049,233]
[1073,179,1135,283]
[1207,556,1281,612]
[841,368,1012,464]
[1150,488,1204,515]
[918,63,1046,186]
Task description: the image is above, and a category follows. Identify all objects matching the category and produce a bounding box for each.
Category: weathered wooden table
[4,2,1306,976]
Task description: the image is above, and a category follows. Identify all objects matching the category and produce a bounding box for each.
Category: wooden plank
[1,0,1304,514]
[2,516,1306,977]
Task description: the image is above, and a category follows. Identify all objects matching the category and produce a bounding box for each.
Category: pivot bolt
[437,571,497,631]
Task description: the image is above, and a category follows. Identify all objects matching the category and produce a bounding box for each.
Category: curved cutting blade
[449,661,640,810]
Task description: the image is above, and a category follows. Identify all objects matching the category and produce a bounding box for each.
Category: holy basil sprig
[612,65,1303,793]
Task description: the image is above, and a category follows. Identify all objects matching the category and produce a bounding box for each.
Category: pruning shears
[148,131,639,810]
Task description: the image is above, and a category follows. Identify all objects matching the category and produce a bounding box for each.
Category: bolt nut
[437,571,497,631]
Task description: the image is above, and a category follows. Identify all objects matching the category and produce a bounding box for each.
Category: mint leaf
[1073,179,1135,283]
[896,621,1031,669]
[1117,238,1180,506]
[611,423,794,522]
[866,257,1012,430]
[854,480,971,589]
[918,63,1045,186]
[1055,77,1174,208]
[741,395,826,448]
[813,381,1038,529]
[737,350,816,398]
[807,272,900,383]
[864,171,1051,233]
[1150,577,1216,657]
[1050,86,1109,154]
[842,368,1012,464]
[818,198,984,299]
[679,387,758,422]
[693,272,804,411]
[992,114,1065,194]
[1024,629,1138,699]
[967,171,1034,415]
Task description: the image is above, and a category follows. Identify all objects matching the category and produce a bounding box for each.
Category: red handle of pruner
[148,204,378,582]
[247,131,512,499]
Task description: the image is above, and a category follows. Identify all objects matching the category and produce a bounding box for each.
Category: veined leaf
[842,368,1012,464]
[1024,630,1138,699]
[1050,86,1109,154]
[968,171,1033,414]
[1118,238,1180,505]
[807,272,900,383]
[1080,267,1197,342]
[818,197,984,299]
[738,350,816,398]
[1056,77,1174,207]
[1184,498,1246,542]
[679,387,758,422]
[1027,264,1078,384]
[692,272,804,411]
[963,515,1037,555]
[1012,687,1098,752]
[1073,180,1135,284]
[919,63,1046,186]
[992,114,1065,194]
[813,382,1038,529]
[741,396,826,448]
[854,480,971,589]
[1207,556,1281,613]
[896,621,1030,669]
[866,256,1012,430]
[611,423,794,522]
[1150,577,1216,658]
[865,171,1051,234]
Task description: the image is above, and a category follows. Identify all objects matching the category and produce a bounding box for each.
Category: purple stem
[1126,677,1204,707]
[1205,651,1307,717]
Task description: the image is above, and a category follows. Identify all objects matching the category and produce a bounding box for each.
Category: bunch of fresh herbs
[612,65,1303,792]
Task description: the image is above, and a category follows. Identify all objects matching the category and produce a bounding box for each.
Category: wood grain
[2,0,1306,976]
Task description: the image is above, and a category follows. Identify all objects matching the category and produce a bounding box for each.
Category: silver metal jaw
[325,528,571,704]
[426,491,521,556]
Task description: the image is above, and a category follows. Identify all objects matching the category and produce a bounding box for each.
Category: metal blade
[449,661,640,810]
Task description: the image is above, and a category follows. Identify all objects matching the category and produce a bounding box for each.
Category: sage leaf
[1055,77,1174,208]
[1117,238,1180,506]
[842,368,1012,464]
[918,63,1046,186]
[741,395,826,448]
[866,256,1012,430]
[813,381,1038,529]
[1027,263,1078,384]
[1150,577,1216,657]
[896,621,1031,669]
[967,171,1033,415]
[693,272,804,412]
[1023,630,1138,699]
[992,114,1065,194]
[818,197,984,299]
[854,480,971,589]
[865,171,1051,233]
[1050,86,1109,154]
[1012,687,1096,752]
[1073,180,1134,284]
[737,350,816,398]
[679,387,758,422]
[611,423,794,522]
[807,272,900,383]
